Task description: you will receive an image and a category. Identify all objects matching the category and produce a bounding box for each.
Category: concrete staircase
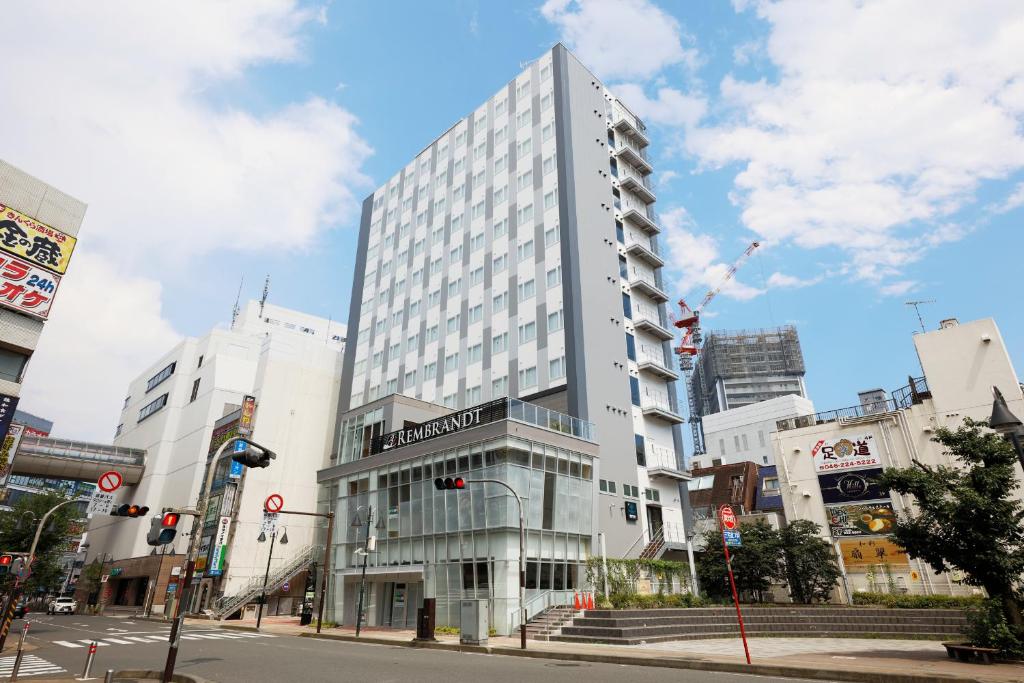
[525,605,581,641]
[552,606,968,645]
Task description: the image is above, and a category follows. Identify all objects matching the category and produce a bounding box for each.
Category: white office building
[697,394,815,469]
[82,301,344,616]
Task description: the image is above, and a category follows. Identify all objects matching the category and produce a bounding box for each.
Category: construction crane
[673,241,760,456]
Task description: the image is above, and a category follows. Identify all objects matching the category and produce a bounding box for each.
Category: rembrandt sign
[370,399,508,455]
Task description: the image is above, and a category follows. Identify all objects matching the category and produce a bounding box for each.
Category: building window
[741,434,749,451]
[517,240,534,262]
[712,458,723,466]
[492,375,508,397]
[599,479,617,494]
[758,430,766,447]
[734,435,741,452]
[145,362,176,393]
[492,332,509,353]
[114,424,123,438]
[763,477,780,492]
[619,255,628,279]
[616,221,624,244]
[0,348,29,383]
[471,232,486,252]
[516,203,534,225]
[468,343,483,363]
[645,489,661,502]
[493,253,508,273]
[189,378,201,403]
[466,385,482,404]
[543,155,555,175]
[443,393,457,408]
[549,356,566,380]
[197,355,204,368]
[468,304,483,324]
[622,293,632,319]
[424,362,437,380]
[494,218,508,238]
[470,267,484,287]
[625,333,636,361]
[138,394,168,422]
[719,438,726,455]
[518,321,537,344]
[426,325,439,343]
[622,484,639,498]
[635,434,646,466]
[547,309,564,332]
[545,226,559,246]
[404,370,417,386]
[629,376,640,406]
[519,366,538,389]
[517,279,536,302]
[446,315,460,334]
[493,291,508,312]
[546,265,562,287]
[445,353,459,372]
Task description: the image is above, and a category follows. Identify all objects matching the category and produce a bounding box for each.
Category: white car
[47,597,76,615]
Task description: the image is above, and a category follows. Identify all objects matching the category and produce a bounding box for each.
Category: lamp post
[255,526,287,629]
[271,508,335,633]
[990,386,1024,472]
[353,505,374,637]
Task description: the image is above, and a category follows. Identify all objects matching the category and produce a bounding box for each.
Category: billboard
[811,434,880,473]
[0,252,63,320]
[0,203,77,274]
[208,516,231,576]
[239,395,256,436]
[0,423,24,488]
[818,468,887,504]
[0,394,19,440]
[839,538,911,569]
[827,502,896,537]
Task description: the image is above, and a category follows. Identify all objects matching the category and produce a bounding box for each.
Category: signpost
[98,470,123,493]
[718,505,751,664]
[264,494,284,514]
[87,471,122,516]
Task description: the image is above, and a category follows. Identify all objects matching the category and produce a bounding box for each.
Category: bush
[606,592,708,609]
[967,599,1024,658]
[852,592,985,609]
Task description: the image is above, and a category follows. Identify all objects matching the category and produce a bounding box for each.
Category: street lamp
[990,386,1024,472]
[352,505,374,637]
[256,526,286,629]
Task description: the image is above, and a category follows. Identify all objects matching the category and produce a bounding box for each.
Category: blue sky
[2,1,1023,443]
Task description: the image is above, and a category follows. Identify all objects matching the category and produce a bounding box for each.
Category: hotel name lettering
[370,399,508,454]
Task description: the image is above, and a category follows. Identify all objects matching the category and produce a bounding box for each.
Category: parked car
[47,597,76,615]
[13,601,28,618]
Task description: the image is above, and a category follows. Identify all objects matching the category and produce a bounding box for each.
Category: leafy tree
[877,419,1024,639]
[697,519,783,602]
[0,491,80,594]
[781,520,841,603]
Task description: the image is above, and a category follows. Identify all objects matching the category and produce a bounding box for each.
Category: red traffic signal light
[162,512,180,527]
[148,512,180,546]
[112,504,150,518]
[0,554,12,574]
[433,477,466,491]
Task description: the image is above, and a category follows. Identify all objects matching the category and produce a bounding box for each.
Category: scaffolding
[689,325,806,418]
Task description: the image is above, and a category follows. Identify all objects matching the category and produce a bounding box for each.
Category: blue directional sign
[230,441,245,479]
[723,530,742,547]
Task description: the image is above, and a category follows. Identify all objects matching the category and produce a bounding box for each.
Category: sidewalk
[217,617,1024,683]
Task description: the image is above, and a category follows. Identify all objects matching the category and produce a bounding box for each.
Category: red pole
[719,505,751,665]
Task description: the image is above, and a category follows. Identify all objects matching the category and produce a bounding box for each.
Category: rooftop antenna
[258,274,270,319]
[230,275,244,330]
[905,299,935,333]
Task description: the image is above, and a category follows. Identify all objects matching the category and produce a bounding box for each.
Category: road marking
[104,637,133,644]
[0,654,67,677]
[54,640,83,648]
[79,639,108,646]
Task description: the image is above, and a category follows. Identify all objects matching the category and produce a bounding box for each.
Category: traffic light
[10,557,26,579]
[231,446,276,468]
[433,477,465,491]
[111,504,150,518]
[146,512,180,546]
[0,554,12,575]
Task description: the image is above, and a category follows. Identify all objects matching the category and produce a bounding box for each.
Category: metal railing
[632,303,667,329]
[16,436,146,466]
[641,394,676,414]
[210,544,320,619]
[508,398,596,442]
[516,589,577,627]
[645,443,681,471]
[777,376,931,432]
[637,348,670,368]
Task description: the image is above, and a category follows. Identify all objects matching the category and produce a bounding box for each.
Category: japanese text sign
[0,253,62,320]
[0,203,77,274]
[811,434,880,473]
[0,421,24,488]
[239,395,256,436]
[827,502,896,538]
[839,538,910,569]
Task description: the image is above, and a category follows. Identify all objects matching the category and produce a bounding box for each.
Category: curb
[113,670,213,683]
[297,632,986,683]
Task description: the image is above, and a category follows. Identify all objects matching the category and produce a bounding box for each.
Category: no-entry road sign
[264,494,284,513]
[97,470,123,493]
[720,505,737,530]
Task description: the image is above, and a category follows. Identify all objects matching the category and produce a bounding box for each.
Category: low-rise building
[697,394,815,469]
[772,317,1022,597]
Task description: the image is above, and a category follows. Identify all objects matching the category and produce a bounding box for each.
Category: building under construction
[690,326,807,417]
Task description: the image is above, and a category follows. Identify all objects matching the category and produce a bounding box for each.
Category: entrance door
[646,504,664,538]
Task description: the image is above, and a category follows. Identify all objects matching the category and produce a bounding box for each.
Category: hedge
[607,592,709,609]
[852,592,984,609]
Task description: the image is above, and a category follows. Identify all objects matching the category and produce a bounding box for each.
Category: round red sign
[97,471,123,493]
[264,494,284,513]
[720,505,737,530]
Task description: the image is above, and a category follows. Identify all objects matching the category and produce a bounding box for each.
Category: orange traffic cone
[588,593,594,609]
[574,592,581,610]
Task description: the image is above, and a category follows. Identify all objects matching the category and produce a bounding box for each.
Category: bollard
[103,669,114,683]
[9,620,29,682]
[79,641,97,680]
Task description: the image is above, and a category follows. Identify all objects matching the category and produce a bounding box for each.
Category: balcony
[625,239,664,268]
[641,396,685,424]
[632,305,674,341]
[619,204,660,235]
[618,171,656,204]
[629,275,669,303]
[637,349,679,381]
[612,143,653,175]
[645,443,689,481]
[611,115,650,148]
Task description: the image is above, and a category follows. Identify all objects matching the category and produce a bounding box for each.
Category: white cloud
[660,207,763,310]
[879,280,917,297]
[1,2,372,440]
[541,0,697,80]
[611,83,707,128]
[766,272,821,289]
[997,182,1024,213]
[687,0,1024,287]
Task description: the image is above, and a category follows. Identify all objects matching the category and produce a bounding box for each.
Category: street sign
[283,582,290,592]
[100,574,109,583]
[209,516,231,576]
[86,491,115,516]
[230,442,245,479]
[264,493,284,513]
[724,530,743,547]
[261,511,279,535]
[720,505,737,530]
[239,395,256,436]
[97,470,123,493]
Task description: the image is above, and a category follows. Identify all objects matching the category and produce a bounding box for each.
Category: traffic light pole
[274,508,334,634]
[162,436,271,683]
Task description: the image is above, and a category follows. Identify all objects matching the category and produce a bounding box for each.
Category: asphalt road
[11,614,824,682]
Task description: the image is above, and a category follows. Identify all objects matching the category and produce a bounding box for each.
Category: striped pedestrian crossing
[0,654,66,678]
[54,631,277,648]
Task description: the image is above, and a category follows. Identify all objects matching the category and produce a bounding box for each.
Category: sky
[2,0,1023,448]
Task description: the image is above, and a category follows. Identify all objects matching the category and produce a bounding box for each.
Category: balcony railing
[508,398,596,442]
[776,376,931,432]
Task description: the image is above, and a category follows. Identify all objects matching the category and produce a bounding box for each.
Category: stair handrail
[211,544,320,617]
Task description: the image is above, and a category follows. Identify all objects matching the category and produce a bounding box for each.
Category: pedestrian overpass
[11,436,146,485]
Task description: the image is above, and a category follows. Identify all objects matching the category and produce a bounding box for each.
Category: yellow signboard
[0,203,77,274]
[839,538,911,569]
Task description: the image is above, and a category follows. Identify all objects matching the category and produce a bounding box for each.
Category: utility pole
[905,299,935,333]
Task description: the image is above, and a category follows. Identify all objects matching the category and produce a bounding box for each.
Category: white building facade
[697,394,815,469]
[772,317,1023,598]
[83,301,344,614]
[331,43,692,576]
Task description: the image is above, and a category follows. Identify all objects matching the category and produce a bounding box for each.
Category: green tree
[697,519,783,602]
[780,520,841,603]
[877,419,1024,639]
[0,491,80,594]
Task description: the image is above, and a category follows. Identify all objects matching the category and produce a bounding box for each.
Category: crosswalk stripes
[53,631,278,648]
[0,654,67,678]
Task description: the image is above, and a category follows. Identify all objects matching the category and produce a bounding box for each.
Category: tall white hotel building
[319,45,693,632]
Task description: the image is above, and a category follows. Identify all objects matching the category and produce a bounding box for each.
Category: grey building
[322,44,696,630]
